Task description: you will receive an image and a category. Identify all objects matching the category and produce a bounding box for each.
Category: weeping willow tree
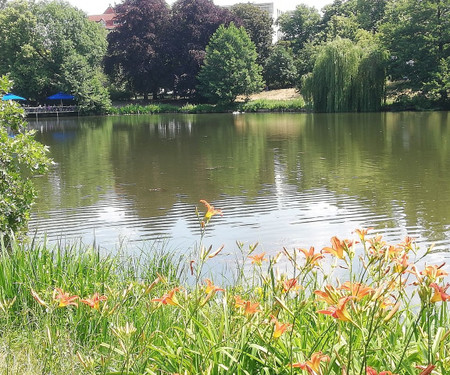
[302,37,387,112]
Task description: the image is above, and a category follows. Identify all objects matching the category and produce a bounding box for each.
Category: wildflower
[234,295,246,308]
[234,295,260,315]
[367,235,387,257]
[299,246,324,266]
[249,252,268,266]
[322,236,356,259]
[53,288,79,308]
[314,284,341,305]
[399,236,415,251]
[151,287,180,306]
[292,352,330,374]
[429,283,449,303]
[354,228,373,242]
[366,366,397,375]
[386,245,404,259]
[204,279,224,295]
[317,296,354,322]
[393,252,410,273]
[270,315,292,339]
[420,264,448,281]
[340,281,374,300]
[199,199,223,221]
[416,364,436,375]
[244,301,261,315]
[81,293,107,310]
[282,278,302,293]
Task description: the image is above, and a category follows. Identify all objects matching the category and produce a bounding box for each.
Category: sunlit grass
[0,205,448,374]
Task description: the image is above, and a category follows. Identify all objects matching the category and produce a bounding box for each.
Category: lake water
[28,112,450,264]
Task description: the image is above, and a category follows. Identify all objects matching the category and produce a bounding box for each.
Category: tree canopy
[197,23,264,104]
[105,0,171,100]
[0,0,110,113]
[170,0,235,96]
[0,75,51,242]
[230,3,273,66]
[380,0,449,105]
[302,37,387,112]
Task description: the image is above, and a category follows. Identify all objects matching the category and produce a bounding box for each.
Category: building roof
[87,6,118,30]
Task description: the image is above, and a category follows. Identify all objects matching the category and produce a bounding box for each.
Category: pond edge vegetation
[0,201,448,374]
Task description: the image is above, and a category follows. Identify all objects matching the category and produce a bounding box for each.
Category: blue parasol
[2,93,26,101]
[47,92,75,100]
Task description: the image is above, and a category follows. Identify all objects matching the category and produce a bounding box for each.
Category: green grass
[238,98,306,112]
[107,97,306,115]
[0,213,448,374]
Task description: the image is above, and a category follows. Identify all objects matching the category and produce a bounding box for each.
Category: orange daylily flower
[243,301,261,315]
[233,296,261,315]
[317,296,354,322]
[354,228,373,242]
[420,264,448,281]
[314,284,341,305]
[234,295,246,308]
[429,283,449,303]
[292,352,330,375]
[340,281,374,300]
[204,279,224,294]
[151,287,180,306]
[270,315,292,339]
[282,278,302,293]
[299,246,324,266]
[367,235,388,257]
[386,245,404,259]
[201,279,224,306]
[53,288,79,308]
[366,366,397,375]
[249,252,268,266]
[81,293,107,310]
[393,252,411,273]
[416,364,436,375]
[199,199,223,221]
[322,236,356,259]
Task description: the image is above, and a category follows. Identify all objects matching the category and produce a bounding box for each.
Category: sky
[63,0,332,16]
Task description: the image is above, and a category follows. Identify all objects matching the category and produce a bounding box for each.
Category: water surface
[29,112,450,263]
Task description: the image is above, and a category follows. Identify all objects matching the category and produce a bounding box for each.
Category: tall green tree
[0,76,51,242]
[0,0,110,113]
[302,37,387,112]
[380,0,450,106]
[277,4,321,54]
[105,0,171,100]
[230,3,273,65]
[170,0,235,96]
[197,23,264,104]
[263,44,297,89]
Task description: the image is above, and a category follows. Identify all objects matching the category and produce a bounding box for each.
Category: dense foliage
[0,76,50,241]
[168,0,235,97]
[281,0,449,110]
[263,45,298,90]
[0,0,448,110]
[197,23,264,104]
[0,0,110,113]
[105,0,171,100]
[230,3,273,66]
[302,37,387,112]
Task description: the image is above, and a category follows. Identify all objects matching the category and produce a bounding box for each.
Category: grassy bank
[107,97,306,115]
[0,203,448,374]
